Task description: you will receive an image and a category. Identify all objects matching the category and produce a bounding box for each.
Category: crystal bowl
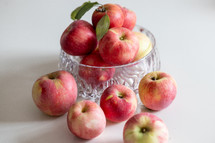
[59,25,161,102]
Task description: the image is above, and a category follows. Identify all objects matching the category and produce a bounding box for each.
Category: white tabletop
[1,0,215,142]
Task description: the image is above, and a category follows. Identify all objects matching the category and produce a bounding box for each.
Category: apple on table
[100,84,137,122]
[32,70,77,116]
[139,71,177,110]
[67,100,106,139]
[123,112,169,143]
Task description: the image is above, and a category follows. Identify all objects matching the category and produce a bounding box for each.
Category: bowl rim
[62,25,156,69]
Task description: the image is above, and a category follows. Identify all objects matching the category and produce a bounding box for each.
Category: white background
[1,0,215,142]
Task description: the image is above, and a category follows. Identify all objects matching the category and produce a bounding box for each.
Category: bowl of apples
[59,2,161,102]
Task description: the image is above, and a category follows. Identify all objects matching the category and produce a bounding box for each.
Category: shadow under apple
[136,103,159,114]
[0,55,60,123]
[17,114,123,143]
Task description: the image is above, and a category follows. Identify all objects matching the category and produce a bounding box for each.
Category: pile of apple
[60,2,152,85]
[32,2,177,143]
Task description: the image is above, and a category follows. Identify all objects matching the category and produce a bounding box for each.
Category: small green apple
[133,32,152,62]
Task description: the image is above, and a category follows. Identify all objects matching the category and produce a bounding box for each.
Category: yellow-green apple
[67,100,106,139]
[99,27,139,65]
[78,52,115,85]
[100,84,137,122]
[92,4,124,28]
[60,20,97,56]
[138,71,177,110]
[133,32,152,62]
[118,5,136,30]
[32,70,77,116]
[123,112,169,143]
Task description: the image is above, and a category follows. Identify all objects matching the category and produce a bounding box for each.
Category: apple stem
[119,34,126,41]
[118,92,124,98]
[120,37,124,40]
[48,74,56,80]
[82,107,87,113]
[151,77,156,81]
[141,128,149,133]
[151,76,160,81]
[118,95,123,98]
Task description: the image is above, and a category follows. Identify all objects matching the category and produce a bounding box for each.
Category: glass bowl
[58,25,161,103]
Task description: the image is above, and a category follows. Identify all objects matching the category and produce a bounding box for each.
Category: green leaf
[71,6,83,20]
[71,1,99,20]
[96,14,110,40]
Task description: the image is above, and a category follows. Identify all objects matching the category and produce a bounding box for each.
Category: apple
[32,70,77,116]
[100,84,137,122]
[60,20,97,56]
[67,100,106,139]
[118,5,136,30]
[133,31,152,62]
[78,52,115,85]
[123,112,169,143]
[99,27,139,65]
[92,4,124,28]
[138,71,177,110]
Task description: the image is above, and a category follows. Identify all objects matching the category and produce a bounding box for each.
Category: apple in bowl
[92,3,124,28]
[99,27,139,65]
[138,71,177,110]
[78,52,115,85]
[32,70,77,116]
[117,5,136,30]
[60,20,97,56]
[133,31,152,62]
[67,100,106,139]
[123,112,169,143]
[100,84,137,122]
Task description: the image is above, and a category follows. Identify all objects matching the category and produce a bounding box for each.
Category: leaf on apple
[96,14,110,40]
[71,5,84,20]
[71,1,99,20]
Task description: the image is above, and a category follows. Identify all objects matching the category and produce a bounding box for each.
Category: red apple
[118,5,137,30]
[32,70,77,116]
[99,27,139,65]
[60,20,97,56]
[78,52,115,85]
[123,112,169,143]
[92,4,124,28]
[138,71,177,110]
[100,84,137,122]
[133,31,152,62]
[67,100,106,139]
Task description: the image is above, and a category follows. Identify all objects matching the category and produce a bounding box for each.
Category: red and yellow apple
[123,112,169,143]
[67,100,106,139]
[32,70,77,116]
[78,52,115,85]
[99,27,139,65]
[92,4,124,28]
[138,71,177,110]
[60,20,97,56]
[133,32,152,62]
[100,84,137,122]
[118,5,136,30]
